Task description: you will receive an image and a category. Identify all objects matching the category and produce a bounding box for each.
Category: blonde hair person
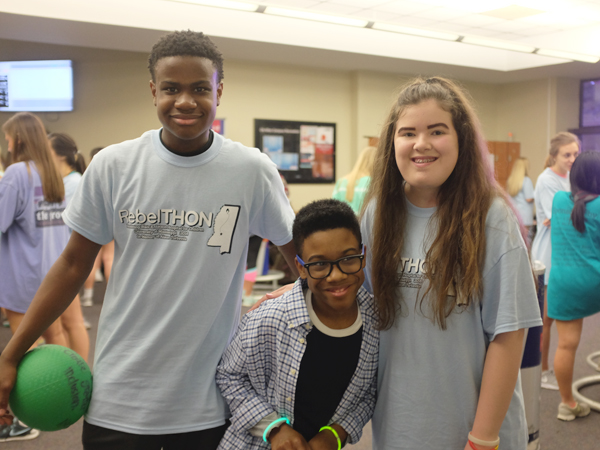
[531,131,580,391]
[506,157,534,230]
[332,146,376,214]
[361,77,541,449]
[0,113,69,347]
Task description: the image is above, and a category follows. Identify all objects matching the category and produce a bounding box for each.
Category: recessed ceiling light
[263,6,369,27]
[372,23,459,41]
[461,36,536,53]
[536,48,600,63]
[170,0,258,12]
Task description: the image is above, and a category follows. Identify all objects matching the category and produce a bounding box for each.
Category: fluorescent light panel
[461,35,535,53]
[536,48,600,63]
[263,6,368,27]
[372,22,459,41]
[172,0,258,12]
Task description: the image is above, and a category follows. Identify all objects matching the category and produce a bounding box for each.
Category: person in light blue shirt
[548,150,600,422]
[507,157,534,230]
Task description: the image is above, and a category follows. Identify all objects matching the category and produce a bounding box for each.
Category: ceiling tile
[462,27,505,37]
[327,0,391,7]
[484,20,540,32]
[446,14,504,27]
[372,0,433,15]
[260,0,322,7]
[308,3,362,15]
[389,16,439,27]
[433,23,470,32]
[411,6,469,21]
[480,5,545,20]
[347,9,401,22]
[490,31,528,41]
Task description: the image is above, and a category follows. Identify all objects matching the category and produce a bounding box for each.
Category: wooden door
[487,141,520,189]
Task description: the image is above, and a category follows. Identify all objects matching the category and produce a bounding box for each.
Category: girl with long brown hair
[530,132,579,391]
[361,77,542,450]
[0,113,71,439]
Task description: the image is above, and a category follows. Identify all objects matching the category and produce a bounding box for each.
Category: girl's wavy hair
[362,76,504,330]
[344,146,376,202]
[2,112,64,203]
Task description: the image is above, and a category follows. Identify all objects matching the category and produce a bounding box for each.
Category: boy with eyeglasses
[216,199,378,450]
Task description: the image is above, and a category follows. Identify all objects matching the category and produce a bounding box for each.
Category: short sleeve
[481,247,542,340]
[523,177,534,199]
[0,167,23,233]
[62,152,114,245]
[248,157,294,246]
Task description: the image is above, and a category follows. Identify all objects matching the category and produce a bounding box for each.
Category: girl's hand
[464,439,498,450]
[247,284,294,312]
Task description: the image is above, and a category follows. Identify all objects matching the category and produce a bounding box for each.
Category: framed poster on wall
[254,119,336,184]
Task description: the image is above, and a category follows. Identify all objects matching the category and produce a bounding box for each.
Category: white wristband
[468,432,500,448]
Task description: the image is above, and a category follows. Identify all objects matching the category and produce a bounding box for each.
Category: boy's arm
[0,232,101,414]
[465,328,525,450]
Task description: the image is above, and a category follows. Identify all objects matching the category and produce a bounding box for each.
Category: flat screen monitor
[580,78,600,127]
[0,60,73,112]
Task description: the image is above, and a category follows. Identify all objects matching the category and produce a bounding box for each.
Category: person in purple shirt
[0,112,71,441]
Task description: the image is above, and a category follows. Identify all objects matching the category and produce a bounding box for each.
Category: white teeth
[414,158,436,163]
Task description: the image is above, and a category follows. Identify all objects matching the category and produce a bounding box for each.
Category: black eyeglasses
[296,245,365,279]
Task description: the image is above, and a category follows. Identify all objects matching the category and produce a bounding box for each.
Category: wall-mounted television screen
[580,78,600,127]
[0,60,73,112]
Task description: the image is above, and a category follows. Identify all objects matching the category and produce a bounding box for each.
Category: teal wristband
[319,426,341,450]
[263,417,290,443]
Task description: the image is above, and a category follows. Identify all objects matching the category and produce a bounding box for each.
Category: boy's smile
[150,56,223,155]
[295,228,364,329]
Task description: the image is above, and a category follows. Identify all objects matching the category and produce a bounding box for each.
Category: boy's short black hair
[148,30,224,82]
[293,199,362,257]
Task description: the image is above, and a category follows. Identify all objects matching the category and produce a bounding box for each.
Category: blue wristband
[263,417,290,443]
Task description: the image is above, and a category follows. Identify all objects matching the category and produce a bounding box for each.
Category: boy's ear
[150,80,157,106]
[216,82,223,107]
[294,257,308,280]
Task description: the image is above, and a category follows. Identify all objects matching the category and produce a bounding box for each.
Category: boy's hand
[247,284,294,312]
[268,424,312,450]
[309,424,347,450]
[0,354,18,416]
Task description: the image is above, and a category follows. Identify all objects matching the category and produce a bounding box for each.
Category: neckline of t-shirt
[550,167,568,179]
[305,289,363,337]
[405,197,437,218]
[152,129,223,167]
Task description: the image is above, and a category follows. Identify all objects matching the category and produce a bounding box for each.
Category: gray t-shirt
[63,129,294,434]
[361,197,542,450]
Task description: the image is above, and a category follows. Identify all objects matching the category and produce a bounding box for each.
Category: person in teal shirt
[548,150,600,422]
[332,146,375,214]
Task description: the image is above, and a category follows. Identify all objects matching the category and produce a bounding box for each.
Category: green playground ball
[9,345,93,431]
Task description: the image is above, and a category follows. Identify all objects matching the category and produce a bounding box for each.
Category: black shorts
[82,420,229,450]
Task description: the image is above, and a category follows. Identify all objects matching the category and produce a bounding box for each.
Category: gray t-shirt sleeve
[481,247,542,341]
[248,156,294,246]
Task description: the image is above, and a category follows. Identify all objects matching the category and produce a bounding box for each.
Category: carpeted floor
[1,281,599,449]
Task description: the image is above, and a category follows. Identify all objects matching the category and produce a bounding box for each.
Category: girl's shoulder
[485,196,522,237]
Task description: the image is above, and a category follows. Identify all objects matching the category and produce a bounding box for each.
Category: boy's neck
[310,292,359,330]
[160,129,214,157]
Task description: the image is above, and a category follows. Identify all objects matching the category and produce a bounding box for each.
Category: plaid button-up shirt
[216,278,379,449]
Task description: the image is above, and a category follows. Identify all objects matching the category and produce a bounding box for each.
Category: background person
[506,157,534,238]
[48,132,90,361]
[332,146,375,214]
[547,150,600,421]
[530,131,580,391]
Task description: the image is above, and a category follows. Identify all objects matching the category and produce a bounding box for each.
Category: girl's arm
[466,328,525,450]
[0,232,101,414]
